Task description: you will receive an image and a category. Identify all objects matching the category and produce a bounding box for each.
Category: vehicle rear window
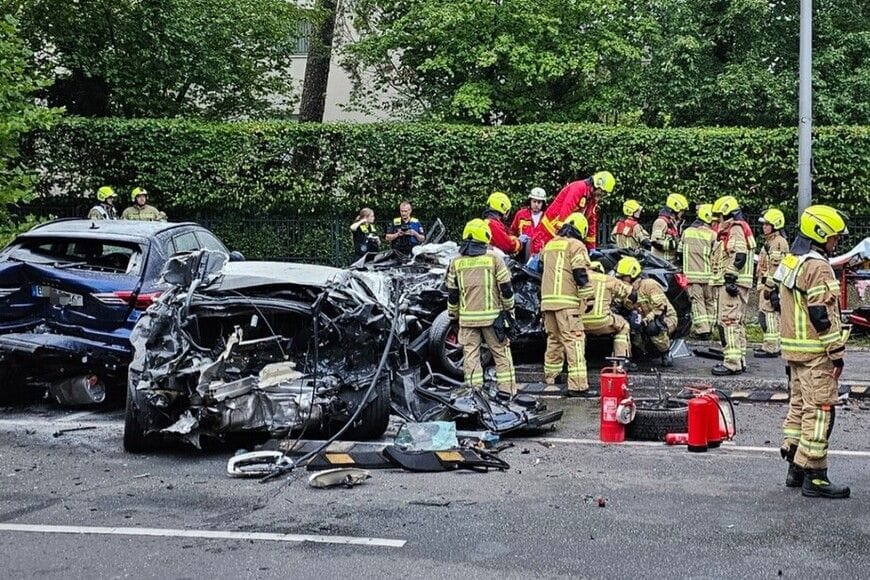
[4,237,145,274]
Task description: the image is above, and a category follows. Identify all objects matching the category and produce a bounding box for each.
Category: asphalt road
[2,396,870,579]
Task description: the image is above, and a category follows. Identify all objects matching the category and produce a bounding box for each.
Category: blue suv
[0,219,240,402]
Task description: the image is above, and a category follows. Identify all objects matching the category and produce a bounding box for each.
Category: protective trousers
[688,283,717,336]
[758,289,780,354]
[781,357,837,470]
[458,326,517,396]
[585,314,630,359]
[718,285,748,371]
[543,309,588,393]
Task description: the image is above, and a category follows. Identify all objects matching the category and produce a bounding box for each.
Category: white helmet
[529,187,547,201]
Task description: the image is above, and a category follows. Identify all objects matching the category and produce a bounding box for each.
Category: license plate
[32,285,84,307]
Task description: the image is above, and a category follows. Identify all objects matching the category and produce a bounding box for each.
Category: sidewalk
[514,341,870,401]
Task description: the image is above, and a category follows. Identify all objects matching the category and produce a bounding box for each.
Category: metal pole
[797,0,813,214]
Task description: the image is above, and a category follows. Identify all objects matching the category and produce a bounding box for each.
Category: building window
[294,20,311,55]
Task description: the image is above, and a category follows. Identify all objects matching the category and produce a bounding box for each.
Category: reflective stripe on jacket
[779,254,848,361]
[756,232,789,288]
[445,251,514,327]
[540,236,592,311]
[582,271,633,326]
[679,224,716,283]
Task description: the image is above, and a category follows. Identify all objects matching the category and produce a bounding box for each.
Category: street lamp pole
[797,0,813,214]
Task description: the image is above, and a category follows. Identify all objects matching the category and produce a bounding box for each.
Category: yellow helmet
[697,203,713,224]
[488,191,512,215]
[759,208,785,231]
[666,193,689,213]
[563,212,589,239]
[131,187,149,202]
[623,199,642,217]
[593,171,616,194]
[712,195,739,217]
[615,256,642,279]
[799,205,848,244]
[462,218,492,244]
[97,186,116,202]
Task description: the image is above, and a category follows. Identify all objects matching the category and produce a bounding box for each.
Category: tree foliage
[0,15,59,228]
[344,0,870,126]
[13,0,303,119]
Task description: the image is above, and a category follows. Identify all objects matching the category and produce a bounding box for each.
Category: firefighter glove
[628,310,643,332]
[640,238,652,250]
[724,273,739,297]
[518,234,530,245]
[769,288,781,312]
[832,357,844,380]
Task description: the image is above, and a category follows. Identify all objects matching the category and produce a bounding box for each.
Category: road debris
[308,468,371,489]
[51,426,97,437]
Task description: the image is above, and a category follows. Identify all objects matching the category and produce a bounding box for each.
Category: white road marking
[0,418,119,429]
[0,523,406,548]
[532,437,870,458]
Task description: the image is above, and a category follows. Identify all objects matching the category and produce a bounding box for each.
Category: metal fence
[9,199,870,267]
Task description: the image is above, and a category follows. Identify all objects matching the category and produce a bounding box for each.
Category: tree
[344,0,657,124]
[14,0,304,119]
[299,0,339,122]
[0,15,60,230]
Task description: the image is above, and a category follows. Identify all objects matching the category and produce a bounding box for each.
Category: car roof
[21,219,201,241]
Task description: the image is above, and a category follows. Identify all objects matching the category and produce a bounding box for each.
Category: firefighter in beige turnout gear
[611,199,651,250]
[446,219,517,396]
[540,213,594,396]
[650,193,688,263]
[777,205,850,499]
[754,208,789,357]
[711,195,756,376]
[678,203,717,339]
[582,263,635,365]
[616,256,678,367]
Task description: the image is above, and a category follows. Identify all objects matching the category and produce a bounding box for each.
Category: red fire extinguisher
[599,362,634,443]
[685,387,735,452]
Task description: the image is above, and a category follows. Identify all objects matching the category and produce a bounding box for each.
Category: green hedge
[27,118,870,219]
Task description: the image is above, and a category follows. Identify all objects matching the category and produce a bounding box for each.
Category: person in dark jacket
[350,207,381,257]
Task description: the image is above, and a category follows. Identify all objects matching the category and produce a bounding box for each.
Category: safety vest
[582,271,632,326]
[445,252,513,327]
[540,236,592,311]
[776,252,849,359]
[679,224,716,283]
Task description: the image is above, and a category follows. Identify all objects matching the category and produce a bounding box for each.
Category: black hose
[260,289,402,483]
[712,388,736,440]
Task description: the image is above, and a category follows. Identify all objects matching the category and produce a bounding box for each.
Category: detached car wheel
[625,398,689,442]
[429,311,491,379]
[123,375,162,453]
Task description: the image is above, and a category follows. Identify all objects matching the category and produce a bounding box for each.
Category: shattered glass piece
[669,338,692,359]
[395,421,459,451]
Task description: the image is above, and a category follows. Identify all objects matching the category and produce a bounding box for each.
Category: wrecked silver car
[125,250,561,452]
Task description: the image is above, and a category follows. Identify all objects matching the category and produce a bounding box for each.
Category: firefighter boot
[781,445,804,488]
[801,469,851,499]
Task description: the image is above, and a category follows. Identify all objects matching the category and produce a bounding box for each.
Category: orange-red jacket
[539,179,599,249]
[510,207,546,254]
[485,211,521,255]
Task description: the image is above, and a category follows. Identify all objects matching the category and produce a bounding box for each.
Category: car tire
[338,378,391,441]
[123,377,162,453]
[428,310,491,379]
[625,398,689,442]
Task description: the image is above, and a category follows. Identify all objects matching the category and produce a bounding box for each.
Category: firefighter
[754,208,789,357]
[540,213,594,396]
[539,171,615,250]
[446,219,517,397]
[121,187,168,221]
[583,262,636,368]
[510,187,547,255]
[777,205,850,498]
[88,186,118,220]
[611,199,651,250]
[710,195,756,376]
[678,203,717,339]
[650,193,688,263]
[484,191,523,256]
[615,256,678,367]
